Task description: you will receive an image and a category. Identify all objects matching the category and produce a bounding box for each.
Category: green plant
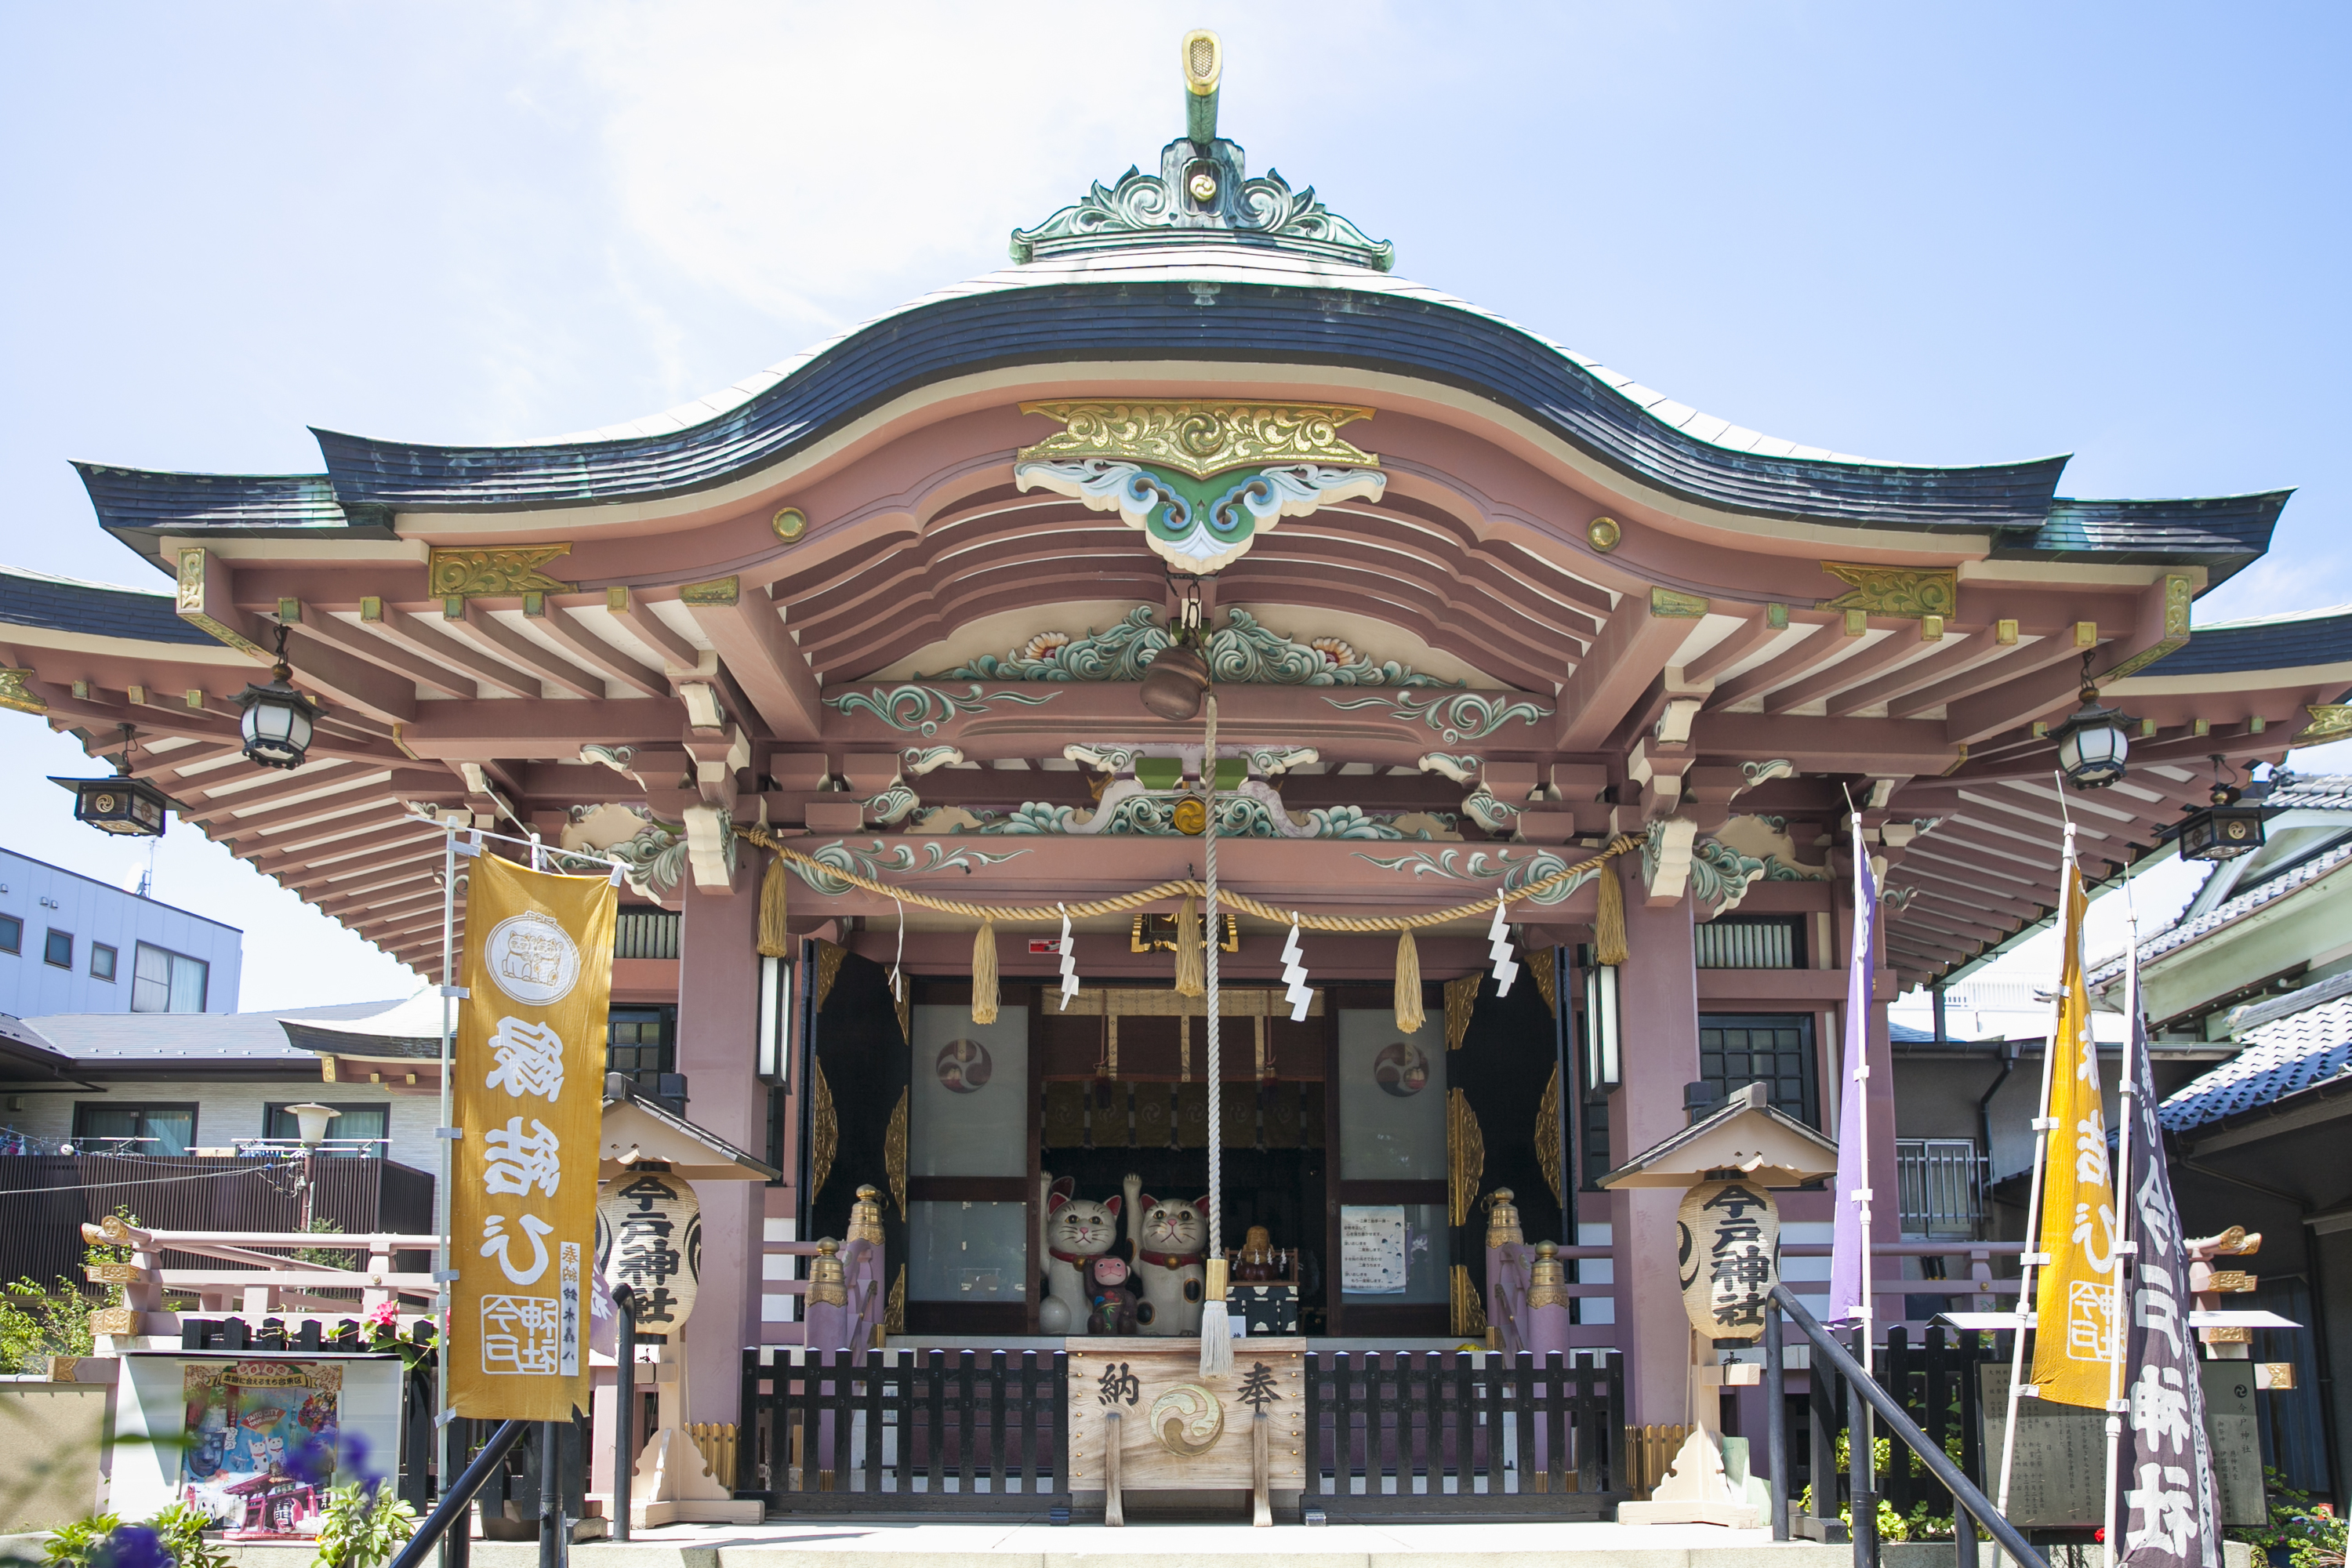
[145,1504,230,1568]
[310,1483,416,1568]
[38,1515,119,1568]
[1793,1430,1958,1541]
[0,1279,95,1371]
[2233,1469,2347,1568]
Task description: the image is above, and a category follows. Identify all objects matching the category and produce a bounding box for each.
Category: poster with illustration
[179,1361,343,1537]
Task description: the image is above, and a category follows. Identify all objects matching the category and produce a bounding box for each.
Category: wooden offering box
[1067,1337,1305,1526]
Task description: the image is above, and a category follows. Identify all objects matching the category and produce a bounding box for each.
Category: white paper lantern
[1676,1178,1780,1341]
[596,1167,702,1330]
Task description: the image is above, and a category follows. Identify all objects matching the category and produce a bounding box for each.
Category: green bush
[310,1483,417,1568]
[2232,1468,2347,1568]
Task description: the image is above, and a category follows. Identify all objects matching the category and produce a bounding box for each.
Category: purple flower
[93,1525,169,1568]
[338,1431,384,1497]
[284,1430,336,1487]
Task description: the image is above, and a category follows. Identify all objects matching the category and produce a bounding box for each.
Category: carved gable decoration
[1816,562,1958,620]
[1016,401,1385,574]
[428,545,575,599]
[917,606,1458,688]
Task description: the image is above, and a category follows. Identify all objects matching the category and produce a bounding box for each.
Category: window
[615,907,681,960]
[264,1102,390,1153]
[1698,1013,1819,1127]
[1896,1138,1984,1238]
[44,930,72,969]
[131,943,209,1013]
[90,943,117,982]
[607,1006,677,1090]
[0,915,19,954]
[73,1103,197,1156]
[1693,916,1804,969]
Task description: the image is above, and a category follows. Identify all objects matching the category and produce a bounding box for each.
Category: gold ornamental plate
[1148,1383,1225,1457]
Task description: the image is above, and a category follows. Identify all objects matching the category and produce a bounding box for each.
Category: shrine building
[8,34,2350,1443]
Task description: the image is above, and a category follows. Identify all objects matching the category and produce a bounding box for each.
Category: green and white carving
[1014,459,1385,575]
[923,605,1458,688]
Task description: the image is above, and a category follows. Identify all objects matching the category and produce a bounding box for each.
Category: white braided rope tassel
[1199,696,1233,1376]
[1058,902,1079,1011]
[1487,898,1519,997]
[1281,916,1312,1022]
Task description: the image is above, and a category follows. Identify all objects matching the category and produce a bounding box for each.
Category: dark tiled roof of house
[2088,837,2352,988]
[2160,987,2352,1132]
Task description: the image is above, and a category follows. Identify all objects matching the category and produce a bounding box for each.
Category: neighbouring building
[0,845,241,1018]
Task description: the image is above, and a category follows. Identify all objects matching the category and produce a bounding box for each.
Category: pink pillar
[676,866,760,1426]
[1607,859,1701,1426]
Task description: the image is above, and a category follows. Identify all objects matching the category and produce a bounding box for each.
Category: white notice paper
[1341,1205,1409,1294]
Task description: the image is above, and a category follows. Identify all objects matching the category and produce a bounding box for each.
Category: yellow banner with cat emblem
[448,851,615,1421]
[2029,859,2120,1409]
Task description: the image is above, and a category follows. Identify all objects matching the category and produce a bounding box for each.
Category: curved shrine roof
[74,246,2281,577]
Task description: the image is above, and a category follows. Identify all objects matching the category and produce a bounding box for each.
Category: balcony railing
[1895,1138,1984,1238]
[0,1152,434,1289]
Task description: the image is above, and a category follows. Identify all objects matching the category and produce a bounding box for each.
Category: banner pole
[435,820,459,1563]
[2102,880,2143,1568]
[1995,819,2073,1534]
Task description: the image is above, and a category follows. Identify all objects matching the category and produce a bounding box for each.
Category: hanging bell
[1139,640,1212,721]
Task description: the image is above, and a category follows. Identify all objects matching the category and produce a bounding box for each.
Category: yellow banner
[2030,861,2120,1407]
[448,851,615,1421]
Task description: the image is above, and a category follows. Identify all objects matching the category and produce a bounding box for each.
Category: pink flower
[365,1301,400,1330]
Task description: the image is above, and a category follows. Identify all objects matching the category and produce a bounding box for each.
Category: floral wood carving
[1325,690,1552,744]
[884,1086,909,1221]
[1446,1088,1485,1229]
[919,605,1458,688]
[1355,846,1592,906]
[813,939,849,1013]
[810,1058,837,1200]
[426,545,575,598]
[1443,973,1480,1052]
[1534,1065,1563,1207]
[0,670,45,716]
[824,683,1060,736]
[1018,401,1379,479]
[1816,562,1958,620]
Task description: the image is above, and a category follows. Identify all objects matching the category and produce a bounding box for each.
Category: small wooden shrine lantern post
[1600,1082,1838,1527]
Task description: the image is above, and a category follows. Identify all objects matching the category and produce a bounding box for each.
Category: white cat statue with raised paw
[1037,1173,1119,1335]
[1123,1171,1208,1336]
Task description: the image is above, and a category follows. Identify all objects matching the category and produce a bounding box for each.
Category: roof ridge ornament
[1007,31,1396,272]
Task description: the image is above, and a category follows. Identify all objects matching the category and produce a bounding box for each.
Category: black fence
[1303,1351,1626,1519]
[180,1316,440,1512]
[1806,1324,1996,1526]
[740,1348,1069,1516]
[0,1153,436,1287]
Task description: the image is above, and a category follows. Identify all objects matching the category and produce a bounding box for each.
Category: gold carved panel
[1449,1265,1487,1338]
[1018,400,1378,480]
[813,940,849,1013]
[1534,1065,1563,1207]
[0,670,45,716]
[426,545,575,599]
[1817,562,1958,620]
[1446,1088,1485,1229]
[809,1058,837,1201]
[1443,974,1479,1052]
[884,1086,909,1220]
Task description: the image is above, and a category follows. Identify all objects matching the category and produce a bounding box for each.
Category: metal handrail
[1770,1284,2047,1568]
[387,1417,524,1568]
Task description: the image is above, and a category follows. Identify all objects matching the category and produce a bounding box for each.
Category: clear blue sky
[2,4,2346,1007]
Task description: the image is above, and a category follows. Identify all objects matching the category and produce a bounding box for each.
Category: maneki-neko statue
[1123,1172,1208,1335]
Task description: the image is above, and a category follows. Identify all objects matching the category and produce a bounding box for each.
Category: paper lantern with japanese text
[1676,1178,1780,1341]
[595,1168,702,1330]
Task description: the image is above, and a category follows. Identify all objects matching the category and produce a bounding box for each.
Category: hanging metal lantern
[595,1166,702,1330]
[233,625,323,770]
[51,724,171,837]
[2178,757,2268,862]
[2049,653,2133,789]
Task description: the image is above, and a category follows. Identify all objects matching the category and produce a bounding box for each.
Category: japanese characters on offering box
[1677,1178,1779,1340]
[450,852,616,1421]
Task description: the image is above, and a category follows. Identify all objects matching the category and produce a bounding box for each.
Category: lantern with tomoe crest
[596,1166,701,1330]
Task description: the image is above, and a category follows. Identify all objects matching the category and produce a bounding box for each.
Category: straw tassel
[1394,929,1425,1033]
[757,854,792,958]
[1595,857,1628,967]
[971,920,1000,1025]
[1174,895,1206,998]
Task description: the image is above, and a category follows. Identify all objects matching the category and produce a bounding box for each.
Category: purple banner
[1826,822,1877,1327]
[2118,975,2224,1567]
